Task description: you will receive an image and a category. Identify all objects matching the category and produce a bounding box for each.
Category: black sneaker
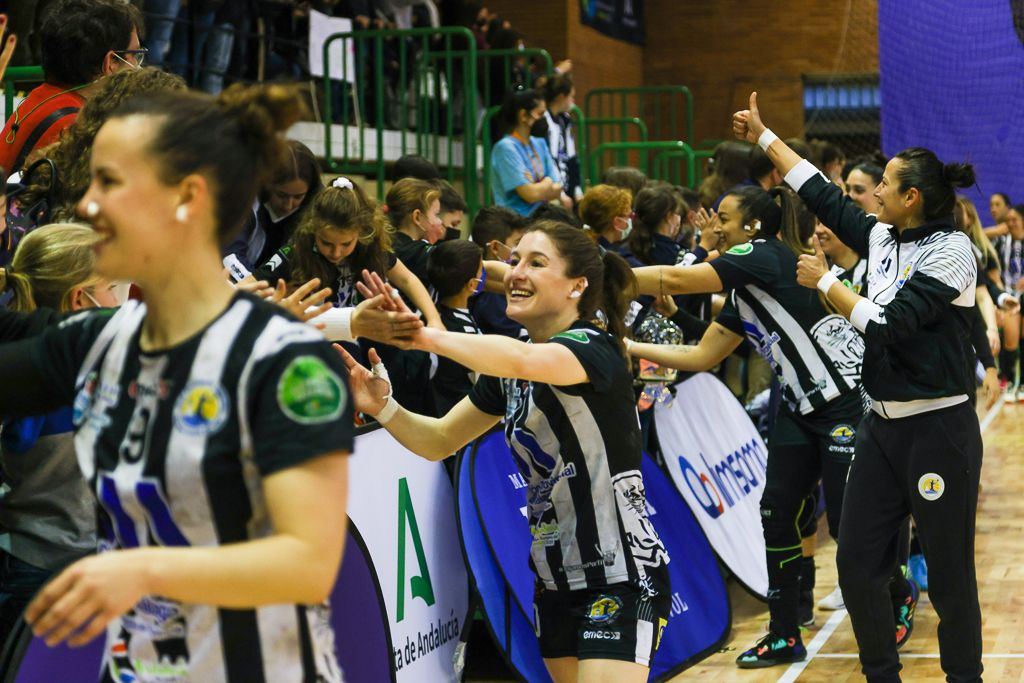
[736,631,807,668]
[895,579,920,649]
[799,589,815,627]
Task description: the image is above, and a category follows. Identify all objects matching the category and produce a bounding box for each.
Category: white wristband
[817,270,840,295]
[313,306,354,342]
[375,396,399,424]
[757,128,779,151]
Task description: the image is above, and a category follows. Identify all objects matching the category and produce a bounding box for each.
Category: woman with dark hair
[992,203,1024,399]
[223,139,324,281]
[537,73,583,204]
[842,161,884,214]
[629,185,877,669]
[0,84,353,681]
[626,184,684,267]
[735,91,989,683]
[698,139,755,210]
[490,88,567,216]
[340,222,671,683]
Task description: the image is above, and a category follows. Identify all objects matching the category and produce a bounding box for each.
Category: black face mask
[530,116,549,140]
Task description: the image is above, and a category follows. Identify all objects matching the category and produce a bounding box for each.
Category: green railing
[321,26,479,211]
[3,66,45,120]
[591,141,704,188]
[584,86,695,147]
[582,116,648,183]
[477,47,552,109]
[653,148,715,187]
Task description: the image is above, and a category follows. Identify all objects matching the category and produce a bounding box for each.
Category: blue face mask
[473,268,487,294]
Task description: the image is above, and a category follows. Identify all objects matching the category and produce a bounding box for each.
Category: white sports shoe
[817,585,845,610]
[1004,387,1019,404]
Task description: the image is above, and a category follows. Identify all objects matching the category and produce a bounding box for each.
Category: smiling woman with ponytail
[338,220,669,683]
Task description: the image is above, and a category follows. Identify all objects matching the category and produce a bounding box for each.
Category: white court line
[815,653,1024,659]
[776,398,1005,681]
[775,609,848,683]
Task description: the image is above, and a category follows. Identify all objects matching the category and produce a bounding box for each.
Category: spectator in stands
[394,153,441,181]
[579,183,634,253]
[673,186,702,253]
[528,203,582,229]
[0,224,127,645]
[0,0,144,176]
[810,139,846,184]
[435,180,467,241]
[251,177,440,325]
[602,166,648,201]
[490,88,567,216]
[698,140,753,209]
[842,161,883,213]
[985,192,1013,238]
[386,178,446,288]
[161,0,249,94]
[537,73,583,205]
[749,146,783,190]
[426,239,485,416]
[625,184,684,267]
[223,140,323,281]
[14,67,187,227]
[0,185,21,271]
[993,204,1024,399]
[469,205,528,338]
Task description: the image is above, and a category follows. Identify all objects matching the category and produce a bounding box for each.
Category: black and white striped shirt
[831,257,870,297]
[712,239,865,415]
[787,160,977,413]
[33,293,353,683]
[468,321,669,592]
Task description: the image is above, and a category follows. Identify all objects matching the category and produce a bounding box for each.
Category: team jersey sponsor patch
[173,382,229,435]
[726,243,753,255]
[277,355,346,424]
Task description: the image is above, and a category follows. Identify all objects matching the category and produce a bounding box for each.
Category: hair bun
[943,162,976,189]
[217,84,307,181]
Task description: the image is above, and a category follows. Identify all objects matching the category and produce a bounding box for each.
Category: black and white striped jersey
[468,321,669,592]
[712,239,865,415]
[32,293,353,683]
[787,160,978,407]
[831,257,870,297]
[432,304,482,416]
[993,233,1023,293]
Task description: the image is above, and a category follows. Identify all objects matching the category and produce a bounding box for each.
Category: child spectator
[386,178,446,287]
[469,205,528,339]
[436,180,468,241]
[426,239,485,416]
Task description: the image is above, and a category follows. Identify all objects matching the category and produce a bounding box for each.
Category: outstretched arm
[627,322,743,372]
[633,263,725,298]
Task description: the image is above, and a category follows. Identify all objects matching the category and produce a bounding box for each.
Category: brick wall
[644,0,879,145]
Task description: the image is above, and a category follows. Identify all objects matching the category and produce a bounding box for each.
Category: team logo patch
[277,355,346,424]
[918,473,945,501]
[726,243,753,256]
[830,424,856,444]
[552,330,591,344]
[173,382,229,435]
[586,595,623,625]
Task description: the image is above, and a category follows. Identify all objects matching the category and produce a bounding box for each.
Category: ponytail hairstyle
[579,184,632,235]
[728,185,815,258]
[288,177,393,290]
[954,195,999,269]
[109,83,306,245]
[527,220,638,359]
[629,184,682,264]
[384,178,441,231]
[892,147,976,221]
[0,223,102,313]
[499,87,543,135]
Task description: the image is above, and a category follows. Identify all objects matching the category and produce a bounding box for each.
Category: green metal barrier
[477,48,552,110]
[321,27,479,211]
[2,66,45,121]
[584,86,695,147]
[591,141,703,188]
[582,116,648,182]
[653,148,714,187]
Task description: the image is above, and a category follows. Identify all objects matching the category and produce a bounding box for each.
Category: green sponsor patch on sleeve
[725,243,754,256]
[551,330,591,344]
[276,355,346,424]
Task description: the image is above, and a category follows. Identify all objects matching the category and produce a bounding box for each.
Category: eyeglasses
[113,48,148,68]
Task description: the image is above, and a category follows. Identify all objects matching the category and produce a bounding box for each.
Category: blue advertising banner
[579,0,645,45]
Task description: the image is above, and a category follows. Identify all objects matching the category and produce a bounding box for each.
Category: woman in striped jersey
[0,85,356,682]
[628,185,905,669]
[340,222,671,683]
[735,91,986,683]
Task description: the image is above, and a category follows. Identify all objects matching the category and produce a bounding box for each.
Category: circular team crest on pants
[918,473,945,500]
[587,595,622,625]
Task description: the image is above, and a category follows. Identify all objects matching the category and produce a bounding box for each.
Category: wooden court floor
[675,400,1023,682]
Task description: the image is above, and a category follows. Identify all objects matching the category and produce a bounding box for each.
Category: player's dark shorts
[534,570,671,666]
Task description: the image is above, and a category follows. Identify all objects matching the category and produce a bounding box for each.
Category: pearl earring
[85,201,99,218]
[569,290,582,299]
[176,205,188,223]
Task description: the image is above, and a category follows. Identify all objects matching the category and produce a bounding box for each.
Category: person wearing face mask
[0,223,128,645]
[579,184,635,255]
[491,88,567,216]
[629,186,880,669]
[385,177,447,289]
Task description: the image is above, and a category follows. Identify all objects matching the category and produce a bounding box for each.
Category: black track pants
[837,402,983,683]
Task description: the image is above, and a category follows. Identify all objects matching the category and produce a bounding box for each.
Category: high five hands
[732,92,767,144]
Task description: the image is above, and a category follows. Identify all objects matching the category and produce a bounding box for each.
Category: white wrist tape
[817,270,840,295]
[370,359,398,423]
[758,128,779,151]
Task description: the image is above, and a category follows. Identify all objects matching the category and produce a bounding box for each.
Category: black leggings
[761,392,861,637]
[837,402,983,683]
